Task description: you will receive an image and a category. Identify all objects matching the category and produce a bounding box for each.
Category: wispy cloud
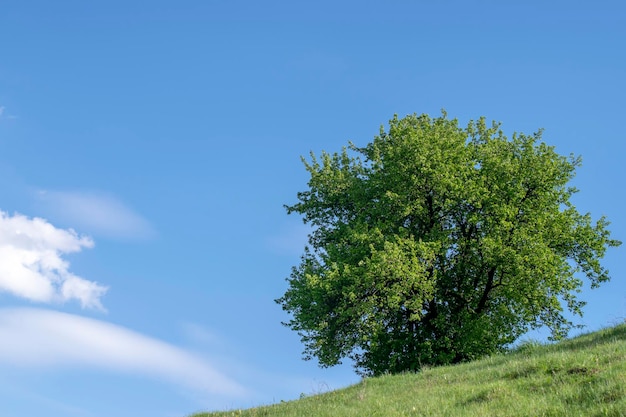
[36,190,155,241]
[0,211,107,310]
[0,105,17,120]
[0,308,247,397]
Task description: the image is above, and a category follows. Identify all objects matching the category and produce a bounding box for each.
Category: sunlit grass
[191,323,626,417]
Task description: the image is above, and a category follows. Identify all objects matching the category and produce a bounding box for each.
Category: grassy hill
[191,323,626,417]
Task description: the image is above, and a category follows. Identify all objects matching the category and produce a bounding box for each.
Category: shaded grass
[191,324,626,417]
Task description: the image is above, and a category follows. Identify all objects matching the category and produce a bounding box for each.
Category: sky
[0,1,624,416]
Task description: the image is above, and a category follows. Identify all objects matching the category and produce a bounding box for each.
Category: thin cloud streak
[0,308,247,398]
[36,190,155,240]
[0,105,17,120]
[0,211,107,310]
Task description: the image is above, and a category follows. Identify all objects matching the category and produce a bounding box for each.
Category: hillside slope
[192,323,626,417]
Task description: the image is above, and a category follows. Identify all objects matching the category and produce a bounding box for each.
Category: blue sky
[0,1,624,415]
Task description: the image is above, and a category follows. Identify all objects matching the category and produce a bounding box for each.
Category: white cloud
[0,105,17,120]
[36,190,155,240]
[181,322,224,347]
[0,308,247,397]
[0,211,107,310]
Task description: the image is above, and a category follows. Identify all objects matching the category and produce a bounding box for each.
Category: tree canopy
[276,112,621,376]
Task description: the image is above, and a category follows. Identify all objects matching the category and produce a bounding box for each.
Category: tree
[276,112,621,376]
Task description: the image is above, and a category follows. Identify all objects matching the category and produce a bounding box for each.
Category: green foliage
[192,324,626,417]
[276,112,621,376]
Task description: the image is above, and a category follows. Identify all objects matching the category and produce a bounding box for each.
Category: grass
[190,323,626,417]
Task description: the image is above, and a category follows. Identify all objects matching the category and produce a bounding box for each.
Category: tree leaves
[276,112,621,376]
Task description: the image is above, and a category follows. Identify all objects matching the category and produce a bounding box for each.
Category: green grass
[191,323,626,417]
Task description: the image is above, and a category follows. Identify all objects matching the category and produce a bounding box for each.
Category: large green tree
[276,112,621,376]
